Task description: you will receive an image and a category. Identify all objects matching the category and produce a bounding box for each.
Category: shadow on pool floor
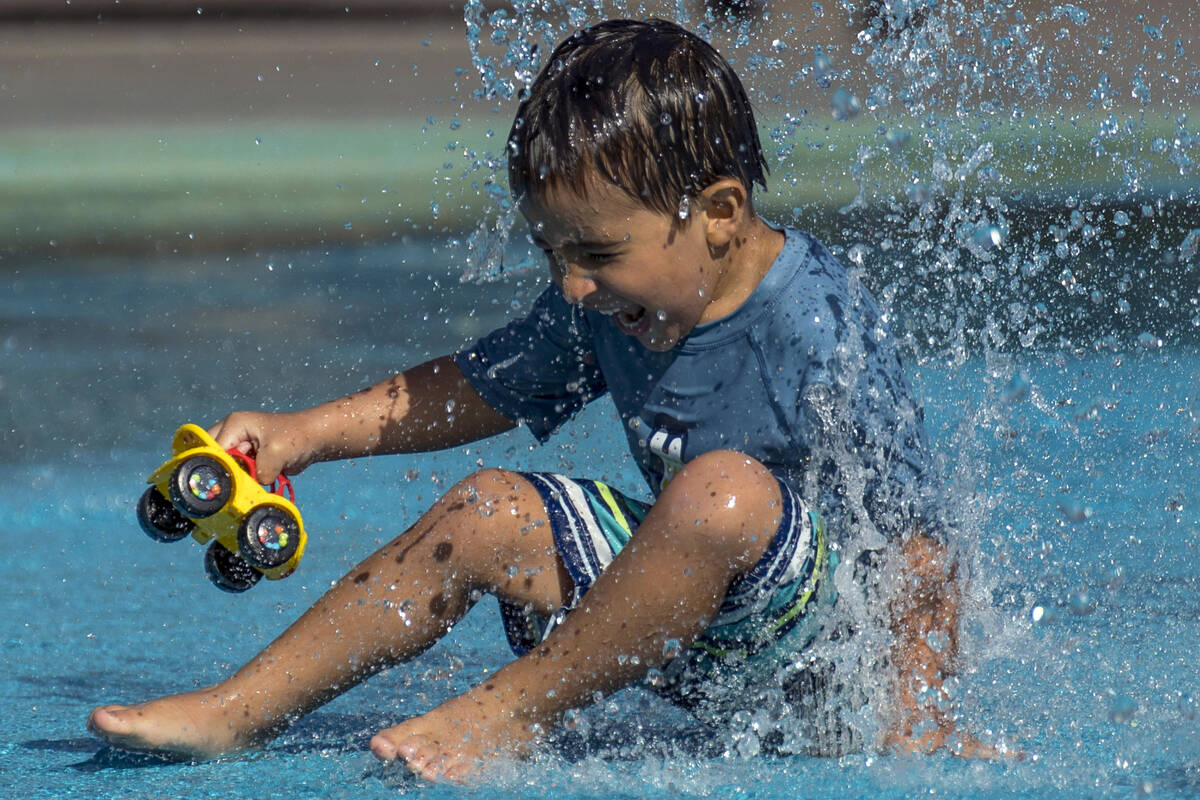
[26,706,731,774]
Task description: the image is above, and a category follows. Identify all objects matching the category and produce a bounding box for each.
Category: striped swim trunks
[498,472,831,700]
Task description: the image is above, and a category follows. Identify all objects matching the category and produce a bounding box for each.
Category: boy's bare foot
[87,688,271,760]
[369,688,541,782]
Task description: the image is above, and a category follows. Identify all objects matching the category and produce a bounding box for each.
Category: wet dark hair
[507,18,768,217]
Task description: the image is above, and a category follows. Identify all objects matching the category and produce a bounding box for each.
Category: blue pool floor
[1,247,1198,798]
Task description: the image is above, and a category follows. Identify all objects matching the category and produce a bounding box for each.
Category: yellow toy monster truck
[136,423,307,592]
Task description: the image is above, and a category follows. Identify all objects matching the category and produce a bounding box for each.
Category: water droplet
[1058,502,1092,523]
[1000,373,1030,404]
[906,183,930,205]
[1179,229,1200,263]
[812,53,832,88]
[1031,602,1060,624]
[1067,588,1096,615]
[924,630,950,652]
[659,112,673,126]
[1112,210,1131,226]
[677,195,691,220]
[830,88,861,121]
[931,155,953,182]
[1109,695,1138,724]
[885,129,911,150]
[847,243,870,266]
[973,223,1004,250]
[562,708,588,732]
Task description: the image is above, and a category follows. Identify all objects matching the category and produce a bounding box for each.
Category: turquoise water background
[1,240,1197,798]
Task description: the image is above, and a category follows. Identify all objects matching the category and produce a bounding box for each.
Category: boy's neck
[700,214,785,325]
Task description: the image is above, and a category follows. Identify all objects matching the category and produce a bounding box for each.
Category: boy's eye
[540,249,615,269]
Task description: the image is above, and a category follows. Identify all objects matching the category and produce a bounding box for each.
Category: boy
[88,19,978,780]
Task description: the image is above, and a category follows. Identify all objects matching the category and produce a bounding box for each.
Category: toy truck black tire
[169,455,233,518]
[204,541,263,592]
[137,486,195,542]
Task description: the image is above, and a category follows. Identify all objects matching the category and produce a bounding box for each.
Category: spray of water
[440,0,1199,772]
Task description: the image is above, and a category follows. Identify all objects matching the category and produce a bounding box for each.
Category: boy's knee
[670,449,777,497]
[411,468,532,551]
[449,468,527,506]
[656,450,782,560]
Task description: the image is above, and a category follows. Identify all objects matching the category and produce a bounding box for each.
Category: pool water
[1,241,1197,799]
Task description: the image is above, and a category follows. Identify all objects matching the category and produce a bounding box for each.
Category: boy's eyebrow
[529,232,625,250]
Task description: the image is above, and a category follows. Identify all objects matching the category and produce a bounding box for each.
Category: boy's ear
[698,179,750,247]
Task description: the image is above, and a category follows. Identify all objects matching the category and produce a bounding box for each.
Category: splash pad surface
[1,242,1197,798]
[3,0,1200,796]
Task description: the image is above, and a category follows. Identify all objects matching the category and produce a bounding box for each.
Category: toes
[87,705,128,736]
[369,732,399,762]
[370,730,445,780]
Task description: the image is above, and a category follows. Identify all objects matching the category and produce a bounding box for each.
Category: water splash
[445,0,1200,773]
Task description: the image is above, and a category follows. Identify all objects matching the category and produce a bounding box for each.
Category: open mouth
[613,307,652,336]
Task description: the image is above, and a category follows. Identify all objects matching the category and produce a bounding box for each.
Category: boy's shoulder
[731,228,849,333]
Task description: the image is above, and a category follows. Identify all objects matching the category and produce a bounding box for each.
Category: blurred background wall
[2,1,1196,258]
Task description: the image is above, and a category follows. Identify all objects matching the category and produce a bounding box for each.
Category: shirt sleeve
[453,287,608,442]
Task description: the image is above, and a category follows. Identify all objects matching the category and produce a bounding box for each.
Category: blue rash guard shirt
[454,228,935,541]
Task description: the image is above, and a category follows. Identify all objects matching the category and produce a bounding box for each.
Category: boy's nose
[559,268,597,306]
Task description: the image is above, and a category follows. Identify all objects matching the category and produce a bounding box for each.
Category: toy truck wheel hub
[169,455,232,518]
[186,465,224,502]
[238,506,301,569]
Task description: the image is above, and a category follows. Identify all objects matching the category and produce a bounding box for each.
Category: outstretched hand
[208,411,319,485]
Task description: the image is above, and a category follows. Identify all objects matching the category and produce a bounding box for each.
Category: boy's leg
[370,449,782,781]
[87,468,573,759]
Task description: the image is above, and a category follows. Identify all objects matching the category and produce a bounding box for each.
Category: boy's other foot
[87,689,268,760]
[369,689,540,782]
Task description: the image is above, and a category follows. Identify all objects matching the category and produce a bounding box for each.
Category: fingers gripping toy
[136,423,307,592]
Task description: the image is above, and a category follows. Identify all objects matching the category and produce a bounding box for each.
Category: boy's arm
[884,532,999,757]
[211,354,515,482]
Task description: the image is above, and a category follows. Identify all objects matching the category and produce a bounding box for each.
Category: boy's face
[521,180,723,352]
